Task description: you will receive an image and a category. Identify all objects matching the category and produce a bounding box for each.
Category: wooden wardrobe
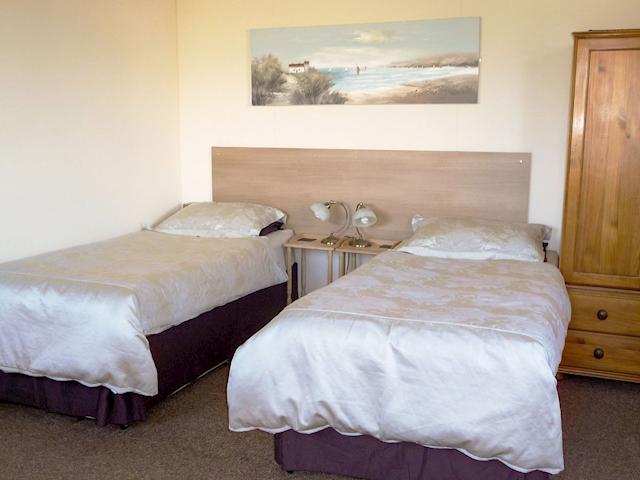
[559,30,640,382]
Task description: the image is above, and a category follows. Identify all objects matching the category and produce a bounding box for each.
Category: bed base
[274,428,549,480]
[0,266,296,426]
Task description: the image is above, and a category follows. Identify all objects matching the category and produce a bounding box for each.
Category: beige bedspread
[0,231,286,395]
[228,251,570,473]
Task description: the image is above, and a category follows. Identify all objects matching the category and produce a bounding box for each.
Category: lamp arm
[335,201,350,236]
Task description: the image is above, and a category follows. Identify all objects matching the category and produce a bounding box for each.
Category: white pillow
[398,216,548,262]
[153,202,287,238]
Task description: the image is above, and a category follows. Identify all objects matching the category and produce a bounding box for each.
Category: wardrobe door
[561,34,640,290]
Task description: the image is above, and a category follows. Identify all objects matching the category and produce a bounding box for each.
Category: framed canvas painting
[250,17,480,106]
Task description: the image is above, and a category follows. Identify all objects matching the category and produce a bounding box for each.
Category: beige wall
[177,0,640,249]
[2,1,637,264]
[0,0,181,262]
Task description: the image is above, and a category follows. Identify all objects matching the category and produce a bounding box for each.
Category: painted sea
[320,66,479,93]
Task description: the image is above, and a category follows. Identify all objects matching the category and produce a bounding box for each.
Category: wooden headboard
[211,147,531,240]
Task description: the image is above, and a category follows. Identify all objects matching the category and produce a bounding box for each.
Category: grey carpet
[0,365,638,480]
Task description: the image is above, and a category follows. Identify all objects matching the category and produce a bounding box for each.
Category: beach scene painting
[250,17,480,106]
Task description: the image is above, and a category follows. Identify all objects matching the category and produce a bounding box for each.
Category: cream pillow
[153,202,287,238]
[398,216,548,262]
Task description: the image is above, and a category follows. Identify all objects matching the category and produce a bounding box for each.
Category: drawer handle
[596,309,608,320]
[593,348,605,359]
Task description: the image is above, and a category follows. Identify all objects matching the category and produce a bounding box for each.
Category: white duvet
[227,251,571,474]
[0,231,287,396]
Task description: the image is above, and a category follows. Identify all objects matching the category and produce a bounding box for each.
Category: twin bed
[0,203,293,425]
[229,245,568,479]
[1,147,570,479]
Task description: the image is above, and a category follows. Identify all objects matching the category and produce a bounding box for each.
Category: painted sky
[251,17,480,69]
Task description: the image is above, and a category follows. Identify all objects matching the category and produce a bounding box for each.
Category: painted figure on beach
[250,17,480,106]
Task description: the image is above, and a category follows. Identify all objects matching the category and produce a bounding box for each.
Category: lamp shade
[310,202,331,222]
[353,205,377,228]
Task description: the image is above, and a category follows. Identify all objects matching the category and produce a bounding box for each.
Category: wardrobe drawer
[567,286,640,336]
[561,330,640,375]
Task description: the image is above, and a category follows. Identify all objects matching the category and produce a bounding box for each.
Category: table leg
[301,249,306,297]
[286,246,293,305]
[327,250,333,283]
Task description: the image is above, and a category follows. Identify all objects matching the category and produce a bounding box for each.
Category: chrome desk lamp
[349,202,378,248]
[310,200,350,246]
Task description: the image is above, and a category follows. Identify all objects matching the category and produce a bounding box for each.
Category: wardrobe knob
[593,348,605,359]
[597,309,608,320]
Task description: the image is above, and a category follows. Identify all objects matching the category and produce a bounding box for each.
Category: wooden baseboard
[557,365,640,383]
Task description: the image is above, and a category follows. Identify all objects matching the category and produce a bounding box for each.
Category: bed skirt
[274,428,550,480]
[0,268,295,426]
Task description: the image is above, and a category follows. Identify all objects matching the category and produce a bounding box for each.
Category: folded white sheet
[228,252,570,474]
[0,231,287,395]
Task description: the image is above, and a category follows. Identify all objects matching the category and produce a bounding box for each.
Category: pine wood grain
[567,286,640,337]
[560,30,640,383]
[561,330,640,377]
[561,32,640,290]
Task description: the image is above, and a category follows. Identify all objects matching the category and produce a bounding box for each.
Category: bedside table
[546,250,559,267]
[335,238,401,277]
[284,233,341,304]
